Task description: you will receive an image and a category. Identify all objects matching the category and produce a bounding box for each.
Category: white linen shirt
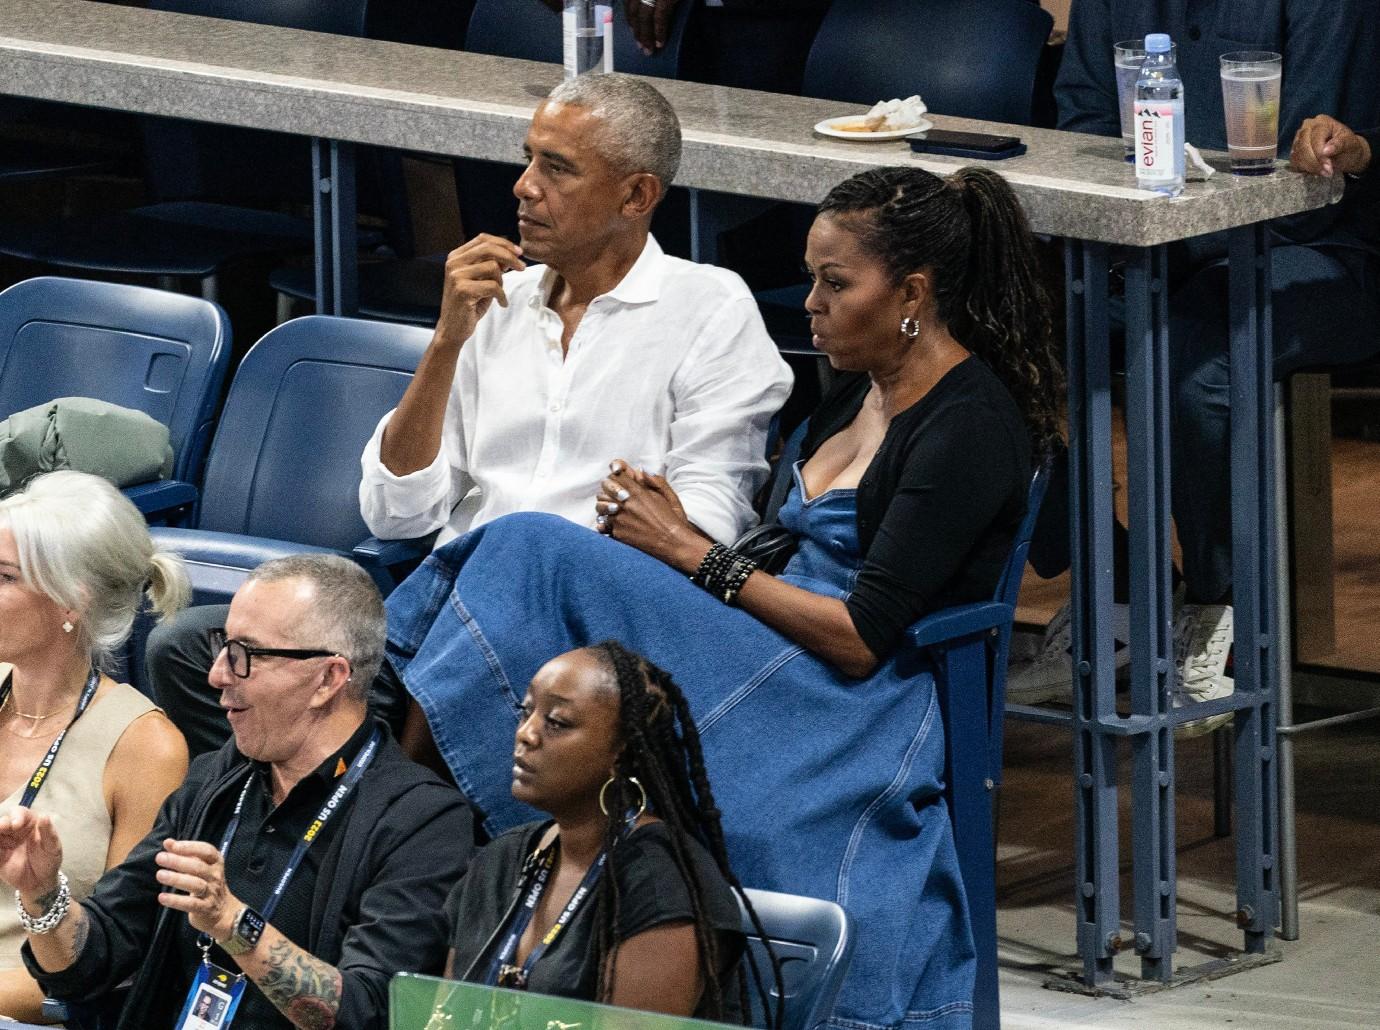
[359,236,793,548]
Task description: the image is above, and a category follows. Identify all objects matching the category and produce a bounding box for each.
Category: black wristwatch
[220,905,267,957]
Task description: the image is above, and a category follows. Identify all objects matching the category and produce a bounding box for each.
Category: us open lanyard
[0,667,101,808]
[484,814,637,990]
[196,726,383,967]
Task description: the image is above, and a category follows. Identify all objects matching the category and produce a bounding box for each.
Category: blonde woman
[0,471,190,1023]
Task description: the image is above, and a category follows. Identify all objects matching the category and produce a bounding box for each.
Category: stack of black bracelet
[690,543,759,605]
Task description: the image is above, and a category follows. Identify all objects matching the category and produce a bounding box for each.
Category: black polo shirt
[151,718,377,1030]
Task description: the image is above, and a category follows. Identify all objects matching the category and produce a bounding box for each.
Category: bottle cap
[1144,33,1172,53]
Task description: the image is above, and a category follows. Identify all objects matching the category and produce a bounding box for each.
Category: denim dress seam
[447,590,522,708]
[835,685,940,910]
[695,645,803,734]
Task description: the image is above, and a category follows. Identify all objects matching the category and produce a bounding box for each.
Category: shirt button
[263,825,275,834]
[549,401,561,413]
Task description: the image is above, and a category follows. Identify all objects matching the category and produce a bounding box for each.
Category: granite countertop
[0,0,1343,246]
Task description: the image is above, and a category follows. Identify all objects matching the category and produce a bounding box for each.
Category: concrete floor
[993,717,1380,1028]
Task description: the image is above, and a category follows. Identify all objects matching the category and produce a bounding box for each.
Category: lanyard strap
[484,811,640,988]
[484,842,609,987]
[1,668,102,808]
[215,727,382,925]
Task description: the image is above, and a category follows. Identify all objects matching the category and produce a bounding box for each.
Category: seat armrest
[353,533,437,569]
[904,602,1013,651]
[123,479,199,523]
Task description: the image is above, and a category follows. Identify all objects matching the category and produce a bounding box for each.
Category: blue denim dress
[387,477,976,1030]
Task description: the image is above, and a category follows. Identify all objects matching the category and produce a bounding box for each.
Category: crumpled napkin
[862,95,928,131]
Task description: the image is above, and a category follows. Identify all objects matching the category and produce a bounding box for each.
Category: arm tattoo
[33,886,61,911]
[257,938,343,1030]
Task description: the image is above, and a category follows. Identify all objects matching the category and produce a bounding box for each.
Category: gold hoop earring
[599,775,648,820]
[900,317,921,339]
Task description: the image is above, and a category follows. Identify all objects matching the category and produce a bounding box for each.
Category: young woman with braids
[388,164,1062,1030]
[440,642,777,1021]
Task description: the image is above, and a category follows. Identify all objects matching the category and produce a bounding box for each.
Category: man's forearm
[237,926,343,1030]
[21,887,91,977]
[378,337,462,476]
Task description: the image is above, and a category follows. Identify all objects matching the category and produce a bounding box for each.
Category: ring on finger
[596,515,608,528]
[640,0,656,7]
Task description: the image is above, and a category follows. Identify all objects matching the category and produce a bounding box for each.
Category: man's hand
[154,839,243,942]
[432,235,526,351]
[1290,115,1373,178]
[0,809,64,911]
[624,0,678,55]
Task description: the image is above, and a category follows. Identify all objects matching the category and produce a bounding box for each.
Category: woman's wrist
[670,534,714,576]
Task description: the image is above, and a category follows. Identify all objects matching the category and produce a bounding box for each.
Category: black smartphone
[909,129,1026,160]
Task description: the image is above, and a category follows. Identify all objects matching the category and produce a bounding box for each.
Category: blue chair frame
[0,276,230,519]
[764,421,1051,1029]
[740,886,854,1030]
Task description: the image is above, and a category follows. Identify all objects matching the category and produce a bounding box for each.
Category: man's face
[209,577,339,764]
[513,101,639,267]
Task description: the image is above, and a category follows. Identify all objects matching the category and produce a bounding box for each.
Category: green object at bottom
[390,973,731,1030]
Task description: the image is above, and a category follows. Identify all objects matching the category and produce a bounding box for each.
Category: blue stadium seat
[0,276,231,520]
[762,422,1051,1030]
[739,887,854,1030]
[803,0,1053,125]
[144,315,431,578]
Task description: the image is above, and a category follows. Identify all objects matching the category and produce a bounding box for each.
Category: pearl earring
[62,620,74,634]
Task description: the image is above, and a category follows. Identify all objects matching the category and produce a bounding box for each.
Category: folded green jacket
[0,397,174,491]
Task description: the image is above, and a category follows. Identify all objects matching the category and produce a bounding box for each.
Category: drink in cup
[1114,41,1148,160]
[1220,51,1282,175]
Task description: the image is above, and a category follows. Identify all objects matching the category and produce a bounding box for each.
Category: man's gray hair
[247,554,385,702]
[546,73,682,186]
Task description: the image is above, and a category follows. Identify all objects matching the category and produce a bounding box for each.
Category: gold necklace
[0,691,72,721]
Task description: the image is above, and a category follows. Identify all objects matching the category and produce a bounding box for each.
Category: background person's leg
[145,603,230,758]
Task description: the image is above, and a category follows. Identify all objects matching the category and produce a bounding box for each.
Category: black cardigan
[800,357,1031,659]
[24,720,474,1030]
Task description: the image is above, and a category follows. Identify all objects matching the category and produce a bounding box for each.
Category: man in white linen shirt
[145,73,792,759]
[360,72,791,547]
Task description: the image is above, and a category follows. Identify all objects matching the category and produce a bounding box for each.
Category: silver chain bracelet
[14,871,70,935]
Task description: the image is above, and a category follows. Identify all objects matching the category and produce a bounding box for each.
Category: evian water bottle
[1134,34,1185,196]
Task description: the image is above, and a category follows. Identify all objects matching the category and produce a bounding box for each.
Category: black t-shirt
[445,821,745,1019]
[801,356,1032,659]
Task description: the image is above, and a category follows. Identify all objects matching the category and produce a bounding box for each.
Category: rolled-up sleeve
[358,350,476,541]
[334,783,474,1030]
[666,296,794,544]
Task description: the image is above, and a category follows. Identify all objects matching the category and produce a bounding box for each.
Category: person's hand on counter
[1290,114,1372,178]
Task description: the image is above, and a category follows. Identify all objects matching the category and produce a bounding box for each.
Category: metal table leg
[1066,240,1121,986]
[1122,244,1177,980]
[312,137,358,317]
[1227,223,1280,953]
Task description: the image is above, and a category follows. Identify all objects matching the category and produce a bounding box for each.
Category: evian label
[1136,103,1177,181]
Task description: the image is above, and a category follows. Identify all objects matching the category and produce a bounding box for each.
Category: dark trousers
[145,603,409,758]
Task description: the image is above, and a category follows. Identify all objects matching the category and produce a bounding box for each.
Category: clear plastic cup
[1114,40,1148,160]
[1220,51,1282,175]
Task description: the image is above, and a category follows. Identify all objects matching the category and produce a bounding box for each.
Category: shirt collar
[535,233,666,309]
[254,715,377,795]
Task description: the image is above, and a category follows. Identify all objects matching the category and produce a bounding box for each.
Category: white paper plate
[814,115,934,141]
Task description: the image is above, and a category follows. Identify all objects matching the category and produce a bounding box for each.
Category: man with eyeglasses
[0,554,473,1030]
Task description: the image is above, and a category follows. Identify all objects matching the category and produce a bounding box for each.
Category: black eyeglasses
[208,628,339,679]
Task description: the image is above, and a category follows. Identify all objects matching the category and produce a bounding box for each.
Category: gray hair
[0,471,190,673]
[546,72,682,186]
[246,554,385,702]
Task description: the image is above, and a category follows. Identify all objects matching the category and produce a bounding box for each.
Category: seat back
[0,276,231,484]
[194,315,431,550]
[803,0,1054,125]
[739,887,854,1030]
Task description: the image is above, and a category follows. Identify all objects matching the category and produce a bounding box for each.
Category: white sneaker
[1006,601,1130,705]
[1171,603,1234,738]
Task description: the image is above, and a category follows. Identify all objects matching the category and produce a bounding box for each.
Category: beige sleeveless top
[0,669,158,970]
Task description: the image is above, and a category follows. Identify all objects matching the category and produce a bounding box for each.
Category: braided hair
[817,165,1064,455]
[589,641,783,1027]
